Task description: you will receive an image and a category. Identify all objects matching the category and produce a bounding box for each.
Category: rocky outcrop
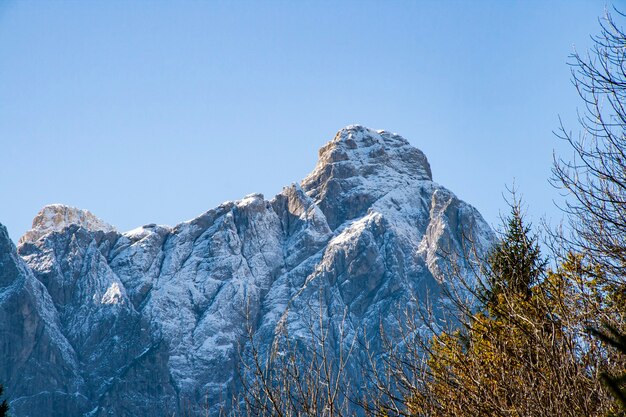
[0,224,88,416]
[1,126,495,416]
[19,205,116,246]
[302,126,432,230]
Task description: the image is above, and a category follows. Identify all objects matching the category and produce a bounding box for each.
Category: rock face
[0,126,495,416]
[19,204,116,245]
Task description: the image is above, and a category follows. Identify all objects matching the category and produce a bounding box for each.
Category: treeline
[232,11,626,417]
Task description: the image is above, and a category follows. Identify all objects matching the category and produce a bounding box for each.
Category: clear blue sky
[0,1,609,242]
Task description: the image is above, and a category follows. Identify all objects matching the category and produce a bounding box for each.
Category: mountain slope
[1,126,494,416]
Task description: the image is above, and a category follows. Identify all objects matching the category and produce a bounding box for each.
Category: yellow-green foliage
[404,209,620,417]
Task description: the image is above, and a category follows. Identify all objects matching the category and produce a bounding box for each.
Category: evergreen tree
[484,200,544,308]
[387,201,616,417]
[590,324,626,415]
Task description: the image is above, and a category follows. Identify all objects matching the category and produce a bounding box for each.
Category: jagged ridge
[0,126,495,417]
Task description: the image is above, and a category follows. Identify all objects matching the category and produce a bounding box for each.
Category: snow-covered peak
[19,204,116,245]
[300,126,433,229]
[304,125,432,185]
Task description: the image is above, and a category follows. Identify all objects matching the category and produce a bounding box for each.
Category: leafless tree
[234,293,359,417]
[553,9,626,282]
[550,9,626,411]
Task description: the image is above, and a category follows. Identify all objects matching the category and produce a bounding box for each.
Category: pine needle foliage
[395,202,617,417]
[484,201,545,309]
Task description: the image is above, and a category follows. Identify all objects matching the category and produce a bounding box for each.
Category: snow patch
[236,193,265,208]
[101,282,123,305]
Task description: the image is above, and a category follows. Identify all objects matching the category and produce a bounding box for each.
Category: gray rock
[1,125,494,416]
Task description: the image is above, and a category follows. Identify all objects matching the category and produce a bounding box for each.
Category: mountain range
[0,125,494,416]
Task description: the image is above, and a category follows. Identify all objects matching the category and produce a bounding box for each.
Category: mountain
[0,125,494,416]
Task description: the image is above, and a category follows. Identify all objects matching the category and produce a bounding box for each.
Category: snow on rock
[3,126,496,417]
[19,204,116,245]
[100,282,123,305]
[302,125,433,229]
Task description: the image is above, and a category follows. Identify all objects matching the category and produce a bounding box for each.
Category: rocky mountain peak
[1,126,495,417]
[18,204,116,245]
[305,125,432,183]
[301,125,433,229]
